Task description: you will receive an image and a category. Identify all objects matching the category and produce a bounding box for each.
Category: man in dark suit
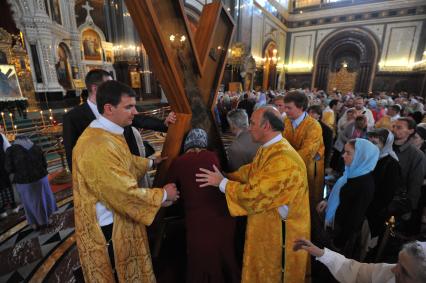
[225,108,260,265]
[307,105,333,168]
[226,108,260,172]
[237,93,255,119]
[63,69,176,170]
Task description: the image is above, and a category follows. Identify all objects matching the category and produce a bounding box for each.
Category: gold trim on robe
[283,116,325,208]
[73,128,164,283]
[225,138,310,283]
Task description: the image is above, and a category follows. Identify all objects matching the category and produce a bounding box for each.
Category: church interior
[0,0,425,282]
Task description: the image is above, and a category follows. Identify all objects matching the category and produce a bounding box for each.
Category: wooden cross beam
[125,0,235,186]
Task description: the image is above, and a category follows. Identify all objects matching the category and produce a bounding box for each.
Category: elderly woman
[317,139,379,256]
[5,134,57,230]
[294,238,426,283]
[167,128,240,283]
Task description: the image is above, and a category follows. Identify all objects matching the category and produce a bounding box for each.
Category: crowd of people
[212,88,426,282]
[0,124,57,230]
[67,75,426,282]
[3,65,426,283]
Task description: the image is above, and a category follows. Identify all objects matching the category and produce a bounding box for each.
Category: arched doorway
[56,43,73,90]
[262,41,278,90]
[313,28,379,93]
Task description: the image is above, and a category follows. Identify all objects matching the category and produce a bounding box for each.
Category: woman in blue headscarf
[317,138,379,256]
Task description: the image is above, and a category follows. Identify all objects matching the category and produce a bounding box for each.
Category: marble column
[237,0,253,50]
[141,46,151,94]
[8,0,63,93]
[68,0,84,81]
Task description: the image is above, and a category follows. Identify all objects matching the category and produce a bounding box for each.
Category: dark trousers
[0,186,16,213]
[101,223,116,270]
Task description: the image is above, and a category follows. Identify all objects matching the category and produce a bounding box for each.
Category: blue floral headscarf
[325,138,379,228]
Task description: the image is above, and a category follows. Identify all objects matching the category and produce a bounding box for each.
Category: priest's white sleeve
[316,248,395,283]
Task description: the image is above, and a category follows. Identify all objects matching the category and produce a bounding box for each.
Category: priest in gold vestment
[283,91,325,209]
[73,81,179,283]
[197,107,310,283]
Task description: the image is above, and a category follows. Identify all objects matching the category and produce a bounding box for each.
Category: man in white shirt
[294,238,426,283]
[72,80,179,282]
[63,69,176,171]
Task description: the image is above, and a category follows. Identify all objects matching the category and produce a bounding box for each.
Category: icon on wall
[50,0,62,25]
[0,65,23,98]
[82,29,102,61]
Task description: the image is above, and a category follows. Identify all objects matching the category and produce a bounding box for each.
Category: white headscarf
[380,130,399,161]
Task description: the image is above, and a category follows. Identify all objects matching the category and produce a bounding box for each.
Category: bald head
[249,106,284,144]
[257,106,284,132]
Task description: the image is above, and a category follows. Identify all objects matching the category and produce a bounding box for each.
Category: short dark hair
[367,128,389,145]
[307,105,322,116]
[261,109,284,132]
[397,117,417,130]
[329,99,339,108]
[389,104,402,113]
[355,115,366,122]
[347,139,356,149]
[273,95,285,103]
[283,90,308,110]
[85,69,112,90]
[96,80,136,114]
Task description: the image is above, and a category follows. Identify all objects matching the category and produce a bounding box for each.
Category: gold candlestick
[49,116,53,126]
[1,112,7,134]
[14,125,17,135]
[8,113,15,134]
[40,110,46,127]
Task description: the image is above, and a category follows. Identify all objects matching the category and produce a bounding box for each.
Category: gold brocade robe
[283,116,324,208]
[322,109,336,137]
[72,128,164,283]
[375,115,393,130]
[225,138,310,283]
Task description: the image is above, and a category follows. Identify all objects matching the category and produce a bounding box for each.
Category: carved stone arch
[56,41,74,62]
[262,39,277,57]
[79,25,105,62]
[313,27,379,93]
[79,25,106,42]
[56,42,73,90]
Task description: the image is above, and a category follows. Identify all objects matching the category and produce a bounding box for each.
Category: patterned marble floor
[0,129,234,283]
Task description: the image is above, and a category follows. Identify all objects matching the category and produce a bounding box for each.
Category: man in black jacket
[308,105,334,168]
[392,117,425,235]
[63,69,176,170]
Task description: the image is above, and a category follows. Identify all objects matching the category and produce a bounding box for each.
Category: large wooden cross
[125,0,235,186]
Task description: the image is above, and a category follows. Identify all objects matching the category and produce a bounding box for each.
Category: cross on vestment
[124,0,235,186]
